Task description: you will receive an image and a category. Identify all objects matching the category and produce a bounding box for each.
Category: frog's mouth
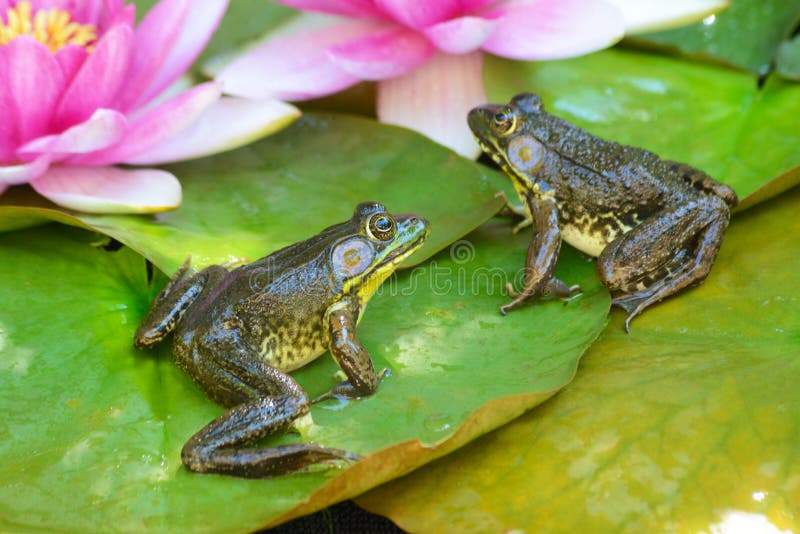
[468,111,513,171]
[353,221,428,301]
[382,222,429,267]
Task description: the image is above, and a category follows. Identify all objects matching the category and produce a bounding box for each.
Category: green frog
[134,202,429,478]
[468,93,737,330]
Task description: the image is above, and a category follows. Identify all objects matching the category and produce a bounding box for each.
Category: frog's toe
[500,294,529,315]
[505,282,520,298]
[221,257,251,268]
[611,294,649,332]
[542,278,581,301]
[511,216,533,234]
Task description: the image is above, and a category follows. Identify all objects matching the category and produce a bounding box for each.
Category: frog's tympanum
[134,202,429,478]
[469,93,737,330]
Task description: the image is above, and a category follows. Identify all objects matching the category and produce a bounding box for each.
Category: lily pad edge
[267,330,606,530]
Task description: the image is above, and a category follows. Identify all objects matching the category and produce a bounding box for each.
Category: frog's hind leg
[666,161,738,208]
[597,197,730,332]
[181,348,358,478]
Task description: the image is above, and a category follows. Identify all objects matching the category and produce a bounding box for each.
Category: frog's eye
[366,214,396,241]
[492,109,516,136]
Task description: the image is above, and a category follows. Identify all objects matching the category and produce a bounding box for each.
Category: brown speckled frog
[468,93,737,331]
[134,202,429,478]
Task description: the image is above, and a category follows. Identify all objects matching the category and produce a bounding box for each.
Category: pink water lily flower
[0,0,299,213]
[219,0,726,158]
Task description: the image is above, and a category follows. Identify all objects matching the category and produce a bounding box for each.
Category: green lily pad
[0,113,505,272]
[197,0,295,67]
[631,0,800,76]
[130,0,294,68]
[777,34,800,81]
[0,215,609,531]
[356,186,800,532]
[484,49,800,206]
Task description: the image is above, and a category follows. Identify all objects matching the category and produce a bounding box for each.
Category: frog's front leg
[180,345,358,478]
[134,260,229,349]
[597,196,731,332]
[314,300,384,402]
[501,195,579,314]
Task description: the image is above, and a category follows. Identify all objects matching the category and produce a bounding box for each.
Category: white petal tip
[31,166,182,214]
[615,0,730,34]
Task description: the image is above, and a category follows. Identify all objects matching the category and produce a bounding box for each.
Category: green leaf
[0,216,609,531]
[630,0,800,76]
[0,113,505,271]
[356,187,800,533]
[131,0,295,69]
[776,34,800,81]
[197,0,295,68]
[484,49,800,206]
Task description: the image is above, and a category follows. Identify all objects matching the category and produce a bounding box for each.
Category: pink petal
[374,0,496,29]
[0,36,64,160]
[31,166,182,213]
[18,109,128,159]
[0,156,51,185]
[275,0,387,19]
[328,27,435,80]
[57,0,104,25]
[481,0,625,60]
[54,45,88,84]
[72,82,221,166]
[97,1,135,30]
[0,183,7,196]
[218,18,384,100]
[423,15,495,54]
[377,52,484,158]
[126,97,300,164]
[116,0,228,113]
[53,24,133,130]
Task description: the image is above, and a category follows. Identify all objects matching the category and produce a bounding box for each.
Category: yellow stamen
[0,1,97,52]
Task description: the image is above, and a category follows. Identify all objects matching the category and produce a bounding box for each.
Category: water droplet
[424,413,452,434]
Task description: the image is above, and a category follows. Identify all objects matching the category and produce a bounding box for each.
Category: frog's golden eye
[366,214,396,241]
[492,109,516,136]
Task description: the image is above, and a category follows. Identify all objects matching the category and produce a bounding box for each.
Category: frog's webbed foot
[181,352,360,478]
[313,368,389,404]
[181,396,360,478]
[502,277,580,314]
[495,191,532,233]
[600,197,731,333]
[611,293,653,333]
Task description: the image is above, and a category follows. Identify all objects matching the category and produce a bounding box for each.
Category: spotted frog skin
[468,93,737,330]
[134,202,429,477]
